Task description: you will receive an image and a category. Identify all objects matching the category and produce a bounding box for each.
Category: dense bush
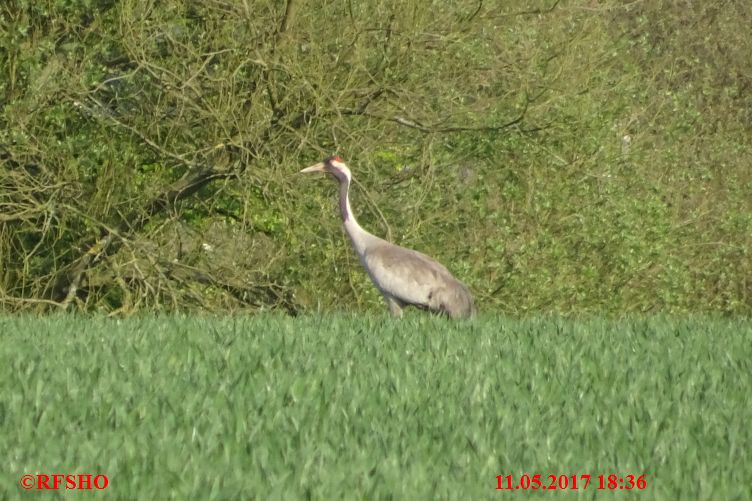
[1,0,750,314]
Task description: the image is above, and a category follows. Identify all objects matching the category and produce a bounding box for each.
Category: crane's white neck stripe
[331,167,353,222]
[339,179,351,222]
[330,162,367,252]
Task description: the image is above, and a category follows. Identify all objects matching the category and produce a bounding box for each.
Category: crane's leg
[384,296,403,317]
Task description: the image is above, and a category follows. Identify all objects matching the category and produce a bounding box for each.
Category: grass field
[1,314,750,499]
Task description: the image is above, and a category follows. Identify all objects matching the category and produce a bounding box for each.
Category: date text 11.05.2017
[496,474,647,491]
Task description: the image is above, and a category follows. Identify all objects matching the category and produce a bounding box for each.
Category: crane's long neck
[338,176,354,224]
[337,174,370,255]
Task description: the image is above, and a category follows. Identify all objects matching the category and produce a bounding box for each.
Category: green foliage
[1,314,750,498]
[1,1,750,314]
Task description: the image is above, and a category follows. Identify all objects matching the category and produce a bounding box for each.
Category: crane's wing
[363,241,469,312]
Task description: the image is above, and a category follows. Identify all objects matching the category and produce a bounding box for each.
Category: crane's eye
[332,155,343,162]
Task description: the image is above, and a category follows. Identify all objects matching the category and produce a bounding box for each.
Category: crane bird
[300,155,474,319]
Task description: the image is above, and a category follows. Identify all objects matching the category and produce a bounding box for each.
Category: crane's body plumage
[301,156,474,319]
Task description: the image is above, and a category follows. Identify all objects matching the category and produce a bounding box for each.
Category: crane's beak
[300,162,325,174]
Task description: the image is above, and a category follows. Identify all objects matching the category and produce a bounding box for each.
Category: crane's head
[300,155,351,184]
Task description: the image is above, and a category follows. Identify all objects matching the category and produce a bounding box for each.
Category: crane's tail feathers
[426,283,474,319]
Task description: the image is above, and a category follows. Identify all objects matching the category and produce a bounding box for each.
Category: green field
[1,315,750,499]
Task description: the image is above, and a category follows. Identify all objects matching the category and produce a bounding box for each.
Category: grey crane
[300,155,474,318]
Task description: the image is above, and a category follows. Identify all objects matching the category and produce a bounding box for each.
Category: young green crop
[1,314,750,499]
